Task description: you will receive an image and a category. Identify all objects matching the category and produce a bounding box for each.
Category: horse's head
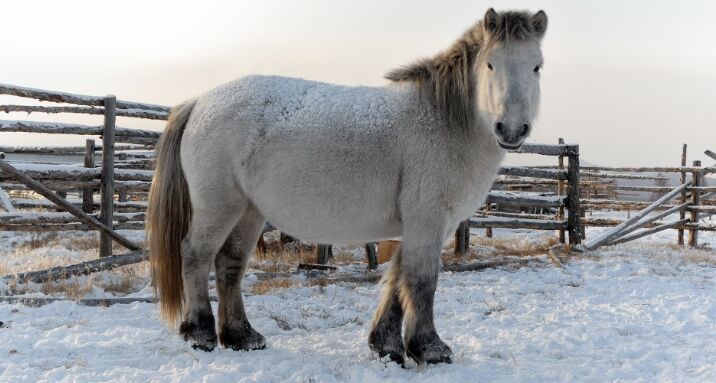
[476,9,548,150]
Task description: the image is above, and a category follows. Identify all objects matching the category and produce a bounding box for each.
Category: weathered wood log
[0,222,143,231]
[0,120,159,145]
[580,218,663,228]
[115,159,154,170]
[582,182,689,250]
[705,150,716,162]
[442,258,533,272]
[581,199,679,210]
[0,180,152,192]
[0,83,170,112]
[0,104,168,120]
[454,220,470,255]
[687,205,716,214]
[83,139,95,213]
[678,144,689,246]
[468,217,566,230]
[690,186,716,193]
[365,242,378,270]
[0,185,14,212]
[509,143,572,156]
[557,138,566,243]
[580,171,669,180]
[100,96,117,258]
[610,219,691,246]
[614,202,689,239]
[316,244,332,265]
[614,186,676,193]
[478,210,554,220]
[579,166,715,174]
[566,147,581,245]
[530,165,715,174]
[688,161,701,247]
[487,190,565,207]
[0,211,144,225]
[0,158,140,251]
[4,250,147,284]
[297,263,337,271]
[0,163,154,182]
[685,223,716,231]
[10,198,147,212]
[0,144,144,155]
[498,166,568,180]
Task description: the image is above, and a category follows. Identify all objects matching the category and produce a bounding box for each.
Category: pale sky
[2,0,716,166]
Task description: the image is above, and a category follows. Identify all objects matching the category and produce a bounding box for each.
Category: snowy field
[1,220,715,382]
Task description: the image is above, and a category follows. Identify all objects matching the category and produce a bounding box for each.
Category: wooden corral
[1,83,714,285]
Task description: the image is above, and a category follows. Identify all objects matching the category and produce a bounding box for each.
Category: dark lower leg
[216,209,265,351]
[369,249,405,364]
[180,237,218,351]
[399,244,452,364]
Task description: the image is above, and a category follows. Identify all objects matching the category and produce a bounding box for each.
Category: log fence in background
[1,83,714,284]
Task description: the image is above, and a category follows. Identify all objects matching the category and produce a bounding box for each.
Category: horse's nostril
[495,122,505,135]
[520,124,530,137]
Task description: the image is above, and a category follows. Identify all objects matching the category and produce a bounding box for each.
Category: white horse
[147,8,547,365]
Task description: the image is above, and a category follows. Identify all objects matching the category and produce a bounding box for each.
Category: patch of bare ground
[251,278,295,295]
[442,236,560,265]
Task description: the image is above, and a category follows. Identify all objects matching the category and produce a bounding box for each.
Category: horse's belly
[251,190,402,244]
[239,139,402,244]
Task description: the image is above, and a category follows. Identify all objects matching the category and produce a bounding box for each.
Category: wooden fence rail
[0,120,159,145]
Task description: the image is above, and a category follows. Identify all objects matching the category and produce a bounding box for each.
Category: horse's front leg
[399,225,453,364]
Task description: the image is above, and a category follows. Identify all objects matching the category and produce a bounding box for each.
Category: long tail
[147,100,196,326]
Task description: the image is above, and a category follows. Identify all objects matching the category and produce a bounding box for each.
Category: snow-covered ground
[1,219,715,382]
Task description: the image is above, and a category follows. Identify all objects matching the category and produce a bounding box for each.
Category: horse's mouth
[498,142,523,150]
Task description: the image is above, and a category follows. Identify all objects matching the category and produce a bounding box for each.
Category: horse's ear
[483,8,499,36]
[531,10,548,37]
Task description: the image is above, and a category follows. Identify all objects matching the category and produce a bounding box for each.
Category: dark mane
[385,10,547,130]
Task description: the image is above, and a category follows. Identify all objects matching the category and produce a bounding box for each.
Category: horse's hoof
[407,336,453,365]
[378,350,406,366]
[369,329,405,365]
[220,325,266,351]
[180,312,218,352]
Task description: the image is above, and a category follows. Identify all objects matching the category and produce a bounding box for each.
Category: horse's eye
[487,63,494,71]
[534,65,541,73]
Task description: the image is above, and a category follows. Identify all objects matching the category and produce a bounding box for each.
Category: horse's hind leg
[369,247,405,364]
[179,197,243,351]
[215,203,266,351]
[399,224,453,364]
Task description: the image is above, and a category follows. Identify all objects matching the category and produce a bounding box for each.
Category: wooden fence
[1,83,713,282]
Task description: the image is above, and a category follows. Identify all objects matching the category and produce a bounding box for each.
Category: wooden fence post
[557,138,566,243]
[454,220,470,255]
[316,244,332,265]
[678,144,687,246]
[566,144,582,245]
[82,139,95,213]
[365,242,378,270]
[688,160,701,247]
[485,203,493,238]
[118,152,127,202]
[100,96,117,258]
